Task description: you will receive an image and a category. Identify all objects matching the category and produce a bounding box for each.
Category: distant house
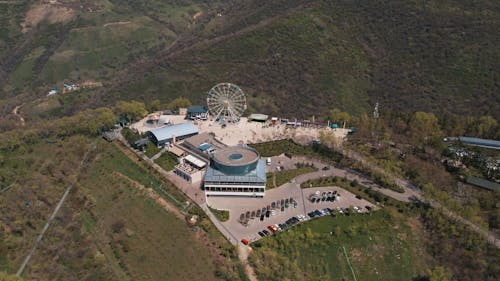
[146,123,199,146]
[186,106,209,120]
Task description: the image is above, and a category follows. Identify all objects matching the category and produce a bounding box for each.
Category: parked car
[241,239,249,245]
[258,232,265,237]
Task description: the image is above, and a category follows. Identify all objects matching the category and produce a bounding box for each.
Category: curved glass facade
[211,158,258,175]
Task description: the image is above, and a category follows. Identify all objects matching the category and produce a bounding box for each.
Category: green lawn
[250,139,343,163]
[154,151,178,171]
[267,166,318,189]
[208,206,230,222]
[144,142,161,158]
[249,209,429,281]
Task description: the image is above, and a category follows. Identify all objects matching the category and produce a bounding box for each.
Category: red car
[267,225,278,233]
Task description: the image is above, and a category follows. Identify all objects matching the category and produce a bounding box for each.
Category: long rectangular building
[147,123,198,146]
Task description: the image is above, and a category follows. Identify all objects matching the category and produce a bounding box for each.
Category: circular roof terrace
[212,146,260,167]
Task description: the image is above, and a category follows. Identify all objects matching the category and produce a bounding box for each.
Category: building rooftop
[466,177,500,191]
[212,146,260,167]
[147,123,198,142]
[248,113,269,121]
[204,159,266,183]
[187,105,209,114]
[459,137,500,150]
[184,154,206,169]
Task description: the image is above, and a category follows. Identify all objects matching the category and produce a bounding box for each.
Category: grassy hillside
[0,137,247,280]
[1,0,498,120]
[249,208,430,281]
[105,0,499,118]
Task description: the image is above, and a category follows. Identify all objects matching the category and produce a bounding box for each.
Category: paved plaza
[130,114,349,146]
[207,184,376,243]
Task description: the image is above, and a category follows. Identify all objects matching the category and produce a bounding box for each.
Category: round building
[204,146,266,197]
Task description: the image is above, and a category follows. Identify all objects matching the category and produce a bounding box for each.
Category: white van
[266,158,271,165]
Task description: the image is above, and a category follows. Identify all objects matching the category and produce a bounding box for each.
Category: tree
[167,97,192,110]
[87,107,116,134]
[427,266,449,281]
[147,99,162,112]
[409,111,442,143]
[476,115,497,138]
[328,108,350,125]
[115,101,147,122]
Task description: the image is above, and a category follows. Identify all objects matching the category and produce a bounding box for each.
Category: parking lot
[207,183,376,244]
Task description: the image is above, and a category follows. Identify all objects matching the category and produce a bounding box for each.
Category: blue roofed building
[204,146,266,197]
[458,137,500,150]
[147,123,198,146]
[187,105,209,120]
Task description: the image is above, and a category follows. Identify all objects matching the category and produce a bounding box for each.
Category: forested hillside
[0,0,498,120]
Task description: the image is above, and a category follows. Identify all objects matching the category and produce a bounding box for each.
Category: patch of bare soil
[103,21,131,27]
[21,2,75,33]
[81,80,103,88]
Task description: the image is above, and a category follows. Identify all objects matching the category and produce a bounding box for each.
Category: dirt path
[12,105,25,126]
[16,140,98,277]
[113,171,185,220]
[103,21,130,27]
[237,246,258,281]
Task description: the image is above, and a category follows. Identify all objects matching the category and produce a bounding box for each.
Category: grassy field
[143,142,161,158]
[250,139,344,163]
[208,206,230,222]
[0,136,248,280]
[154,151,179,171]
[249,208,430,281]
[76,145,217,281]
[267,166,318,189]
[0,136,113,280]
[71,141,246,281]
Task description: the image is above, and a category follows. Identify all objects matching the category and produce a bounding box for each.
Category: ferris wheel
[206,83,247,123]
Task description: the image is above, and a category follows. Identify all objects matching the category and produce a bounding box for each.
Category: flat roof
[184,154,206,169]
[212,146,259,167]
[248,113,268,121]
[187,105,209,114]
[169,146,185,157]
[148,123,198,142]
[204,159,266,183]
[466,177,500,191]
[459,137,500,150]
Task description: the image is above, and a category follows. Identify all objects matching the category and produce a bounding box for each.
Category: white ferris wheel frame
[206,82,247,123]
